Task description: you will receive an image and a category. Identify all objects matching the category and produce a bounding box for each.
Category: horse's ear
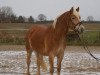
[76,7,79,12]
[70,7,74,14]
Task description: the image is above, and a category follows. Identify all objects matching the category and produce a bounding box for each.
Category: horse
[25,7,85,75]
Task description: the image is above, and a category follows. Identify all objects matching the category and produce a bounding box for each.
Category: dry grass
[0,22,100,30]
[0,23,49,29]
[0,23,100,45]
[83,23,100,30]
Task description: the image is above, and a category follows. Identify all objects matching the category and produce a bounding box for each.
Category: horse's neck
[54,19,69,38]
[54,12,72,38]
[47,12,70,40]
[47,23,68,41]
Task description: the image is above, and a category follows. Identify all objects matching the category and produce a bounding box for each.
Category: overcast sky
[0,0,100,20]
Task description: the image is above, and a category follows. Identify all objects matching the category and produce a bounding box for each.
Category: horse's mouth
[75,24,85,34]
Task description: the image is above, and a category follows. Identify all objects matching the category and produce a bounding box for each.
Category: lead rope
[75,31,100,71]
[76,32,100,61]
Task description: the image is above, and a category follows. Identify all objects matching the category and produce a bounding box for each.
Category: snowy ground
[0,46,100,75]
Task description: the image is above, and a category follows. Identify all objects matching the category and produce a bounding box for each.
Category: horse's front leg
[49,53,54,75]
[57,52,64,75]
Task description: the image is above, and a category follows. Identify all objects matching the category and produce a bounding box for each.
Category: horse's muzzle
[75,22,85,34]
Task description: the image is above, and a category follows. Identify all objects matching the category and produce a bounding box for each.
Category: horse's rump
[26,25,48,54]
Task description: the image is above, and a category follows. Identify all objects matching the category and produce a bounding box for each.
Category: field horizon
[0,22,100,45]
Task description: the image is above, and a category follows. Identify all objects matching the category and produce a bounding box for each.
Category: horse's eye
[72,17,75,19]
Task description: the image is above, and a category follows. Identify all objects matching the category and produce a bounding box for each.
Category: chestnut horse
[25,7,84,75]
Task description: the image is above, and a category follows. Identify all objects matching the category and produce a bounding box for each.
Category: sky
[0,0,100,21]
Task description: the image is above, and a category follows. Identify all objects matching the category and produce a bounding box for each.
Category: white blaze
[73,7,80,21]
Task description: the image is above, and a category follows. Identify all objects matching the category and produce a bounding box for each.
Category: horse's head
[69,7,85,33]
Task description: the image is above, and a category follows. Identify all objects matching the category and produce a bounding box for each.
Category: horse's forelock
[73,7,80,20]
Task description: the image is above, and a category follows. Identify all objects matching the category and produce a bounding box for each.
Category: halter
[70,18,83,33]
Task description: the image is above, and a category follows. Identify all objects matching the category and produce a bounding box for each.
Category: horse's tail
[39,58,48,71]
[25,35,32,52]
[25,29,34,52]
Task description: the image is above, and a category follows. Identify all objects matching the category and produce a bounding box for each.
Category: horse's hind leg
[36,53,41,75]
[26,50,32,75]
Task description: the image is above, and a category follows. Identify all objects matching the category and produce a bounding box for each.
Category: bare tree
[87,16,94,21]
[28,16,34,23]
[1,6,13,17]
[17,16,25,23]
[37,14,46,22]
[0,6,14,23]
[10,14,17,23]
[0,8,2,22]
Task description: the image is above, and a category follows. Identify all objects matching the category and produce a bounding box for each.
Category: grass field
[0,23,100,45]
[0,22,100,30]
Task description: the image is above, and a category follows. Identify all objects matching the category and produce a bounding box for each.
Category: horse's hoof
[26,72,31,75]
